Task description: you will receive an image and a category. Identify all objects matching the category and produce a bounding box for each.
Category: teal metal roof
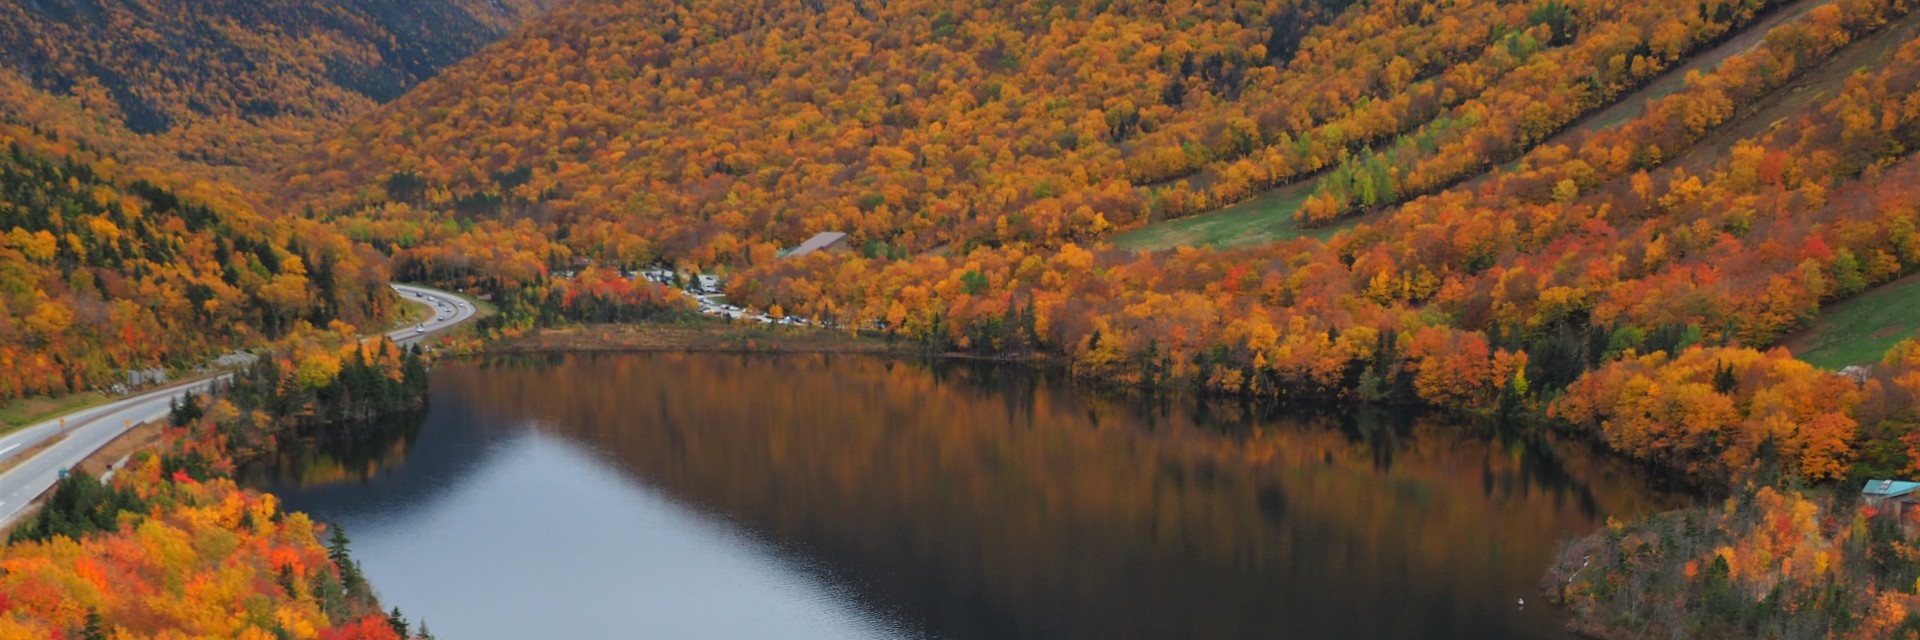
[1862,480,1920,497]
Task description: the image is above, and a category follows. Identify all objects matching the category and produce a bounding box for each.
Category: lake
[244,353,1681,639]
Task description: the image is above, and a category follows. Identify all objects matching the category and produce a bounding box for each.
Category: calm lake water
[245,353,1682,640]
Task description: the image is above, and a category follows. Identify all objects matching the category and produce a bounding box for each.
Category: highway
[388,283,481,347]
[0,283,477,527]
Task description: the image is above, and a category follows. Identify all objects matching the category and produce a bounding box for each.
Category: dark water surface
[246,353,1682,640]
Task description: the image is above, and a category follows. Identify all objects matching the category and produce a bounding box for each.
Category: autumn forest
[0,0,1919,636]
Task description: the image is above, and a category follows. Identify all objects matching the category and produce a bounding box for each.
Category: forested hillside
[0,0,556,191]
[0,123,394,404]
[0,0,552,132]
[734,0,1920,474]
[0,0,559,405]
[283,0,1806,266]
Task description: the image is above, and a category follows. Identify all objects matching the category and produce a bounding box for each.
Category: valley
[0,0,1917,637]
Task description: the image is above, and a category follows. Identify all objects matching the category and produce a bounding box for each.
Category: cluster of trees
[1556,346,1877,482]
[478,267,698,338]
[7,469,146,545]
[0,431,405,638]
[1562,331,1920,482]
[1548,486,1920,638]
[0,127,398,405]
[195,335,431,459]
[380,216,573,292]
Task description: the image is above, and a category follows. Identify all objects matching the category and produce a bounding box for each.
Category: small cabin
[1862,479,1920,517]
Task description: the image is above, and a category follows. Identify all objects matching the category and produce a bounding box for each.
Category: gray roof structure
[785,231,849,257]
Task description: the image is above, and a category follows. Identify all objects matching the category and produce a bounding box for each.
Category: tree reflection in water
[255,353,1687,640]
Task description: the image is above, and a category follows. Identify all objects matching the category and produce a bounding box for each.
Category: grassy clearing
[396,296,436,328]
[1105,1,1844,254]
[1111,182,1356,251]
[442,288,498,316]
[1782,274,1920,369]
[0,392,109,432]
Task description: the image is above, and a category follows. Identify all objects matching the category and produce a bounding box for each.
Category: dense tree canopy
[720,0,1920,488]
[0,124,397,404]
[0,434,403,639]
[282,0,1799,264]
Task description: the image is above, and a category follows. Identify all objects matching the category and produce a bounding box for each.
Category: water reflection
[253,353,1682,640]
[243,410,426,489]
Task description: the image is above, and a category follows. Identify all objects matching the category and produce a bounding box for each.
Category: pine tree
[326,524,351,566]
[169,392,202,427]
[1713,362,1739,395]
[80,610,106,640]
[327,523,368,596]
[388,607,410,637]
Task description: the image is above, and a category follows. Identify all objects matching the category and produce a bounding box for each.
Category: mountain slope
[0,121,394,403]
[0,0,558,195]
[0,0,562,405]
[284,0,1797,266]
[0,0,554,133]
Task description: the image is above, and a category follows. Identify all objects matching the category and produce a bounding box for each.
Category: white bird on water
[1516,598,1526,608]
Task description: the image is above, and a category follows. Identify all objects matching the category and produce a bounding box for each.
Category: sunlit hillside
[282,0,1804,263]
[0,0,556,190]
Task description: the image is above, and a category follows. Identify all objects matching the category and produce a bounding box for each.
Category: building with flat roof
[1863,479,1920,517]
[783,231,850,258]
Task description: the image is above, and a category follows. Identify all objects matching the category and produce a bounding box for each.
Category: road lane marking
[0,444,18,456]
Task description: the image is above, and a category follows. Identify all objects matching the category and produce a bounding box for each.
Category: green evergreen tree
[387,607,410,637]
[80,610,106,640]
[1713,362,1739,395]
[327,523,368,597]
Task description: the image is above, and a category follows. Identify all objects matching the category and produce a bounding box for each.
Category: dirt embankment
[74,421,167,478]
[489,323,920,356]
[0,420,167,538]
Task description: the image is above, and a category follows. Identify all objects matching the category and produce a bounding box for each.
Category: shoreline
[487,322,922,355]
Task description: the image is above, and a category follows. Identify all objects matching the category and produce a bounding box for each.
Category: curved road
[0,283,477,527]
